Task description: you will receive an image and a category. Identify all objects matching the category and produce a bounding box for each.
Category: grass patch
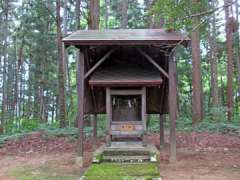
[8,165,78,180]
[83,163,160,180]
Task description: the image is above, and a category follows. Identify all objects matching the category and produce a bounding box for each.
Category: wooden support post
[93,114,97,138]
[142,87,147,131]
[169,53,177,163]
[106,87,111,146]
[142,87,147,145]
[93,114,97,149]
[160,114,165,148]
[76,48,85,166]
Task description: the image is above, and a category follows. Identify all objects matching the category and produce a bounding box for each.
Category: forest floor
[0,132,240,180]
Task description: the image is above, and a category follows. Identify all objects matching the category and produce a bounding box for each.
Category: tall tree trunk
[191,0,203,124]
[235,0,240,111]
[104,0,109,29]
[224,0,234,121]
[209,2,219,108]
[1,0,9,134]
[121,0,128,28]
[74,0,81,128]
[76,0,81,30]
[63,0,73,125]
[15,38,24,118]
[88,0,100,29]
[88,0,99,139]
[39,61,46,123]
[19,64,24,117]
[57,0,66,127]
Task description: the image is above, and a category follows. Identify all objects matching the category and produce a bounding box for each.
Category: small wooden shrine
[63,29,189,163]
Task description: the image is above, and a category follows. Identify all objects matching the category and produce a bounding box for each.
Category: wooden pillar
[169,53,177,163]
[92,114,98,149]
[142,87,147,145]
[76,48,85,165]
[160,114,165,148]
[106,87,111,146]
[142,87,147,131]
[93,114,97,138]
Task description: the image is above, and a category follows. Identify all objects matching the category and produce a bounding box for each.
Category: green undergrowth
[0,115,107,146]
[1,112,240,147]
[83,163,160,180]
[176,116,240,136]
[8,165,78,180]
[147,113,240,136]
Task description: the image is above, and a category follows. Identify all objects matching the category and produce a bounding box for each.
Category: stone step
[103,155,150,162]
[92,143,160,163]
[103,150,150,156]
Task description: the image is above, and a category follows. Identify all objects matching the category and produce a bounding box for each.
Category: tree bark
[121,0,128,28]
[76,0,81,30]
[235,0,240,110]
[224,0,234,121]
[88,0,100,138]
[191,0,203,124]
[56,0,66,127]
[104,0,109,29]
[0,0,9,134]
[88,0,100,29]
[63,0,74,125]
[74,0,81,128]
[209,3,219,107]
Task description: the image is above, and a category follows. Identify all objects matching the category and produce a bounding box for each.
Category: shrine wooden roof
[89,63,163,86]
[62,29,190,46]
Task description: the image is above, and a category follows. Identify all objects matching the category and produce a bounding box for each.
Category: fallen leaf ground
[0,132,240,180]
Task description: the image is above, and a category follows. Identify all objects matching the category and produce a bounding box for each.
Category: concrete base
[75,156,83,167]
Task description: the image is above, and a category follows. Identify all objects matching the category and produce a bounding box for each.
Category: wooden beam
[168,53,177,163]
[136,48,169,79]
[110,89,143,95]
[76,49,85,158]
[84,48,116,79]
[106,87,111,146]
[160,114,165,148]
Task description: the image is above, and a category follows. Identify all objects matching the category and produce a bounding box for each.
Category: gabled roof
[62,29,190,46]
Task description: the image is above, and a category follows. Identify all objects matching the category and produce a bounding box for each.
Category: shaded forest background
[0,0,240,135]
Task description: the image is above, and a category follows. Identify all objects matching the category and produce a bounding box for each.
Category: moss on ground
[8,165,78,180]
[8,160,159,180]
[83,163,160,180]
